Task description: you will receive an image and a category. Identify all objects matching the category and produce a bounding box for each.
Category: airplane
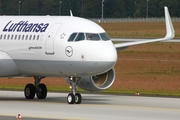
[0,6,174,104]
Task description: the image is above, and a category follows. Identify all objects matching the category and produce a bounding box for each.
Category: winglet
[114,6,175,49]
[164,6,175,39]
[70,10,73,17]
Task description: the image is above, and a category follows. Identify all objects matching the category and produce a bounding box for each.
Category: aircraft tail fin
[70,10,73,17]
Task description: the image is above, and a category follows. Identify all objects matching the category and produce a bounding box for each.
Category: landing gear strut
[24,76,47,99]
[67,77,82,104]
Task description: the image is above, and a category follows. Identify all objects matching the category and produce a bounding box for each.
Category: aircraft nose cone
[100,43,117,66]
[92,41,117,74]
[74,41,117,76]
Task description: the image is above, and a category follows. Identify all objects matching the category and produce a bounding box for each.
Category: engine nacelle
[77,68,115,91]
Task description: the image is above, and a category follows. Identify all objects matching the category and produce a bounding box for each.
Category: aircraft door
[45,24,62,54]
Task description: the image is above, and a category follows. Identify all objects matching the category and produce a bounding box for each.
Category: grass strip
[0,85,179,97]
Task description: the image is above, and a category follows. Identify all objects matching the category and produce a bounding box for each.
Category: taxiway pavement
[0,91,180,120]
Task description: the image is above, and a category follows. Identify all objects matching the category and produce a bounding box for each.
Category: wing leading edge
[114,6,175,50]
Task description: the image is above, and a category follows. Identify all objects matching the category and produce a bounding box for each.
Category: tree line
[0,0,179,18]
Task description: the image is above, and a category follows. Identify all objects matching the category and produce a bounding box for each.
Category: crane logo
[65,46,73,57]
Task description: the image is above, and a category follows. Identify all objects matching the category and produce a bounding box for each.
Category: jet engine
[77,68,115,91]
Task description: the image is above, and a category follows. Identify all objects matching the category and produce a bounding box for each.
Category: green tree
[21,0,39,15]
[0,0,179,17]
[158,0,180,17]
[82,0,101,18]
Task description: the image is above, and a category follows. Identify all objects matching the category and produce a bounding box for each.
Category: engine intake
[77,68,115,91]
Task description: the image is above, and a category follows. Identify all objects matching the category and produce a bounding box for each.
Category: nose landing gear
[67,77,82,104]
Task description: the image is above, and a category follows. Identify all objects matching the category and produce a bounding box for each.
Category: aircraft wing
[112,38,180,43]
[114,6,175,50]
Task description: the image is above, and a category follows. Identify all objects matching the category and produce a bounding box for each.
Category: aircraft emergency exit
[0,6,174,104]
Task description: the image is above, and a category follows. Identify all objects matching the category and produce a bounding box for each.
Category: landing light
[70,76,73,80]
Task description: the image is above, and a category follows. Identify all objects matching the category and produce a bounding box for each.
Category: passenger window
[18,35,21,40]
[100,33,110,41]
[7,35,10,40]
[15,35,17,40]
[11,35,13,40]
[68,33,77,41]
[33,35,36,40]
[75,33,85,41]
[37,35,39,40]
[4,35,6,40]
[29,35,32,40]
[86,33,100,41]
[26,35,28,40]
[0,35,2,40]
[22,35,24,40]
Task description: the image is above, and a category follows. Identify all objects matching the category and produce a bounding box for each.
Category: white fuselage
[0,16,117,77]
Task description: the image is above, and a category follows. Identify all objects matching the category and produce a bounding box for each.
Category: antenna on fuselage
[70,10,73,17]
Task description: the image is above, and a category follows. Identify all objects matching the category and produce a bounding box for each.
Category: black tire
[36,83,47,99]
[67,93,75,104]
[24,84,35,99]
[75,93,82,104]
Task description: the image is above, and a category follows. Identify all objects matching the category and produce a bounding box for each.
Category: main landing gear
[67,77,82,104]
[24,76,47,99]
[24,76,82,104]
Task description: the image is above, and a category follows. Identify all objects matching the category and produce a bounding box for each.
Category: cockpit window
[68,32,110,42]
[86,33,101,41]
[100,33,110,41]
[75,33,85,41]
[68,33,77,41]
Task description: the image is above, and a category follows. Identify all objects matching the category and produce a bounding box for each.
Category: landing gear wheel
[75,93,82,104]
[24,84,35,99]
[67,93,75,104]
[36,83,47,99]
